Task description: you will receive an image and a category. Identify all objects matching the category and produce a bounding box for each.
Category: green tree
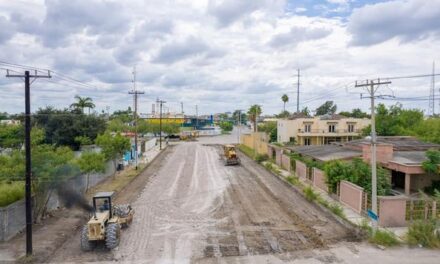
[422,150,440,175]
[315,101,337,115]
[301,107,311,117]
[324,158,391,195]
[70,95,95,114]
[0,124,24,148]
[248,105,262,132]
[96,133,130,171]
[258,121,277,142]
[232,110,247,125]
[219,121,233,132]
[412,118,440,144]
[76,151,106,191]
[281,94,289,112]
[74,136,93,147]
[277,111,290,118]
[33,107,106,150]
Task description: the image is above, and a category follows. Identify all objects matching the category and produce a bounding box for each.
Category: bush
[286,176,300,186]
[406,220,440,248]
[219,121,233,132]
[255,154,268,163]
[303,186,319,201]
[370,229,400,247]
[328,203,345,218]
[0,181,25,207]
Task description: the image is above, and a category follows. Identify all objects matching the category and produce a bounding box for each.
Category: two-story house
[277,114,370,145]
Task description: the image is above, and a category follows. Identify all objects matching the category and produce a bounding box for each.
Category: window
[304,124,311,132]
[304,138,311,145]
[328,124,335,133]
[348,124,354,132]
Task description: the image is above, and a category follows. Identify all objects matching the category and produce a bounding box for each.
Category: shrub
[369,229,400,247]
[255,154,269,164]
[328,203,345,218]
[303,186,319,201]
[406,220,440,248]
[286,176,300,186]
[0,181,25,207]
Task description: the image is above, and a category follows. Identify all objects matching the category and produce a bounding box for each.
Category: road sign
[367,209,378,221]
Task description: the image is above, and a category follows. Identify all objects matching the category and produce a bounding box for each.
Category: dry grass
[86,163,146,198]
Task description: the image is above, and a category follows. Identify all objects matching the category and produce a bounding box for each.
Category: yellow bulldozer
[81,192,134,251]
[223,144,241,166]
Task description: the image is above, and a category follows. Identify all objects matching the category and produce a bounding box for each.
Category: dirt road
[48,131,354,263]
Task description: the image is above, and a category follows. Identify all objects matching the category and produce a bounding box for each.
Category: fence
[295,160,307,180]
[0,199,27,241]
[339,180,364,214]
[312,168,328,193]
[280,153,291,172]
[0,159,116,241]
[406,198,439,222]
[378,196,407,227]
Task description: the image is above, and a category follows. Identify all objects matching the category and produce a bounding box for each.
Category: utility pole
[129,66,144,170]
[6,69,51,256]
[296,69,300,113]
[156,99,166,150]
[428,61,435,116]
[355,79,391,228]
[195,104,198,129]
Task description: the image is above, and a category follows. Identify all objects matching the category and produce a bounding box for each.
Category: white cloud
[0,0,439,116]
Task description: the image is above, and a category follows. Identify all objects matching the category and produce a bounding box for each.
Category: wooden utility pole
[6,69,51,256]
[129,66,144,170]
[355,79,391,228]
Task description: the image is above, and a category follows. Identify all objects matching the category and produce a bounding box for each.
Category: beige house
[277,114,370,145]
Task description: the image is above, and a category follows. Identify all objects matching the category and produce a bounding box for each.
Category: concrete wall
[339,180,364,214]
[240,132,268,155]
[313,168,328,193]
[378,196,407,227]
[281,153,291,172]
[0,199,27,241]
[295,160,307,179]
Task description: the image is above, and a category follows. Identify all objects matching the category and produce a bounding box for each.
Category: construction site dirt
[46,135,355,263]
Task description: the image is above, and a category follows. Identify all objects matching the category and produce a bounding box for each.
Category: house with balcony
[277,114,370,145]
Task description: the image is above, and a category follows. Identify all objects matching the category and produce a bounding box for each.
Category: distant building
[277,114,370,145]
[0,119,20,126]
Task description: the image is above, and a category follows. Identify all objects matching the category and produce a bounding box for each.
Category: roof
[346,136,440,151]
[287,145,362,162]
[391,151,428,165]
[93,191,115,198]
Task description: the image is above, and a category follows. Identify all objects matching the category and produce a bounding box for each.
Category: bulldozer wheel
[105,223,121,249]
[80,225,96,251]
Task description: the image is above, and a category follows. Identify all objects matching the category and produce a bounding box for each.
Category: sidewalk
[265,161,408,240]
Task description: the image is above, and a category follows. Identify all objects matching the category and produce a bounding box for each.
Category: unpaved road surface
[48,132,354,263]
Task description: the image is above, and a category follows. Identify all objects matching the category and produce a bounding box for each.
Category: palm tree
[248,104,262,132]
[281,94,289,112]
[70,95,95,114]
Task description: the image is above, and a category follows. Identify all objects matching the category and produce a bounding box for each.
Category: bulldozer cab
[93,191,115,218]
[224,145,236,155]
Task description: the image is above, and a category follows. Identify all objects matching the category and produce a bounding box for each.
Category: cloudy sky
[0,0,439,116]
